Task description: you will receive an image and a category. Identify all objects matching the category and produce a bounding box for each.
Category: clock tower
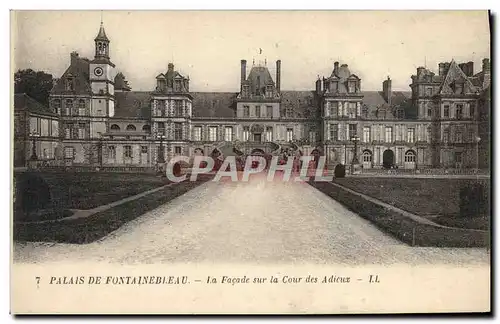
[90,21,116,117]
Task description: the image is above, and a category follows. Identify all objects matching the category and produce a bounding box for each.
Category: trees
[14,69,54,106]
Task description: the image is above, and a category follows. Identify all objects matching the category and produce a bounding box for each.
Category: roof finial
[100,10,103,25]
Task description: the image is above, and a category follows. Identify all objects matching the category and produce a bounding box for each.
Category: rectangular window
[348,124,357,139]
[363,126,371,143]
[348,102,356,118]
[209,126,217,141]
[157,122,165,135]
[243,126,250,141]
[78,123,86,139]
[266,127,273,141]
[175,100,183,116]
[224,126,233,142]
[427,107,432,118]
[286,128,294,142]
[243,106,250,117]
[51,120,59,137]
[193,126,202,141]
[330,124,338,141]
[426,87,433,96]
[407,128,415,143]
[108,146,116,159]
[443,105,450,118]
[64,147,74,159]
[174,123,182,140]
[385,127,393,143]
[124,145,132,158]
[456,104,464,120]
[469,103,475,118]
[455,131,462,143]
[468,130,475,142]
[175,146,182,154]
[65,127,70,139]
[330,102,338,117]
[455,152,463,163]
[309,131,316,144]
[443,131,449,143]
[266,106,273,118]
[255,106,261,117]
[157,100,165,117]
[348,81,356,93]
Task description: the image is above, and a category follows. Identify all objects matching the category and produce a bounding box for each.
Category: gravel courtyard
[13,174,490,265]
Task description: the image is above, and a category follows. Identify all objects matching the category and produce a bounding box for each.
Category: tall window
[175,100,183,116]
[65,99,73,116]
[64,147,74,159]
[309,131,316,144]
[443,130,450,143]
[243,126,250,141]
[266,106,273,118]
[443,105,450,118]
[427,106,432,118]
[286,128,294,142]
[426,87,433,96]
[208,126,217,141]
[157,122,165,135]
[348,102,356,118]
[405,151,416,162]
[157,100,166,117]
[468,129,474,142]
[363,126,371,143]
[65,78,74,91]
[78,123,85,139]
[455,131,462,143]
[175,146,182,154]
[348,124,357,138]
[456,104,464,120]
[455,152,463,163]
[285,106,293,118]
[266,127,273,141]
[224,126,233,142]
[193,126,202,141]
[385,127,393,143]
[407,128,415,143]
[243,105,250,117]
[124,145,132,158]
[469,102,475,118]
[348,81,356,93]
[330,102,338,117]
[330,124,338,141]
[255,106,261,117]
[362,150,372,162]
[53,99,61,114]
[78,99,86,116]
[108,146,116,159]
[174,123,182,140]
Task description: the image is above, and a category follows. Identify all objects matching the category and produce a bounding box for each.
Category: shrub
[334,164,346,178]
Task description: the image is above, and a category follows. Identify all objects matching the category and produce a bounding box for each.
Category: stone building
[17,22,490,170]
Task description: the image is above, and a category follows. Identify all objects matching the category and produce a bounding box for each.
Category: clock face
[94,67,104,77]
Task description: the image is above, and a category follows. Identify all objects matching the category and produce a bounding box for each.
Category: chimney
[482,58,490,73]
[315,77,322,95]
[276,60,281,93]
[333,61,339,74]
[438,63,446,76]
[458,63,466,74]
[466,61,474,77]
[417,66,425,76]
[70,51,79,66]
[341,64,348,68]
[383,76,392,106]
[240,59,247,85]
[482,58,490,88]
[168,63,174,72]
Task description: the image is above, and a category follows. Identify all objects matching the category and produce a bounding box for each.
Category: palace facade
[14,23,491,170]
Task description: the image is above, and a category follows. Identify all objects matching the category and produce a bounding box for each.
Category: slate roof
[115,72,132,91]
[50,55,92,95]
[280,91,320,119]
[114,91,151,119]
[14,93,57,116]
[191,92,238,118]
[94,23,109,42]
[361,91,413,119]
[245,66,275,95]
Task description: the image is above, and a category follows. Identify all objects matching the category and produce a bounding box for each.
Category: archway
[382,149,395,169]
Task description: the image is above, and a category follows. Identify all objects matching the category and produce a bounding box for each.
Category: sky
[12,10,490,92]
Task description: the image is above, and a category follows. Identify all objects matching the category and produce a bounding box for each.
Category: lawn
[14,172,172,223]
[335,177,490,217]
[13,174,213,244]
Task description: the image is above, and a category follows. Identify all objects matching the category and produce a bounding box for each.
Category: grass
[13,175,213,244]
[335,177,490,216]
[309,180,489,247]
[14,172,171,214]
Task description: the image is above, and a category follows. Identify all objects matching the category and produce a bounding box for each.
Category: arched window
[110,124,120,131]
[142,125,151,132]
[405,150,416,163]
[126,124,136,131]
[362,150,372,162]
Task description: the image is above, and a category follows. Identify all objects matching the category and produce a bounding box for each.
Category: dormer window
[454,82,464,95]
[157,78,166,91]
[65,77,74,91]
[266,85,273,98]
[323,81,329,92]
[348,81,356,93]
[174,79,181,92]
[331,81,338,93]
[242,85,250,98]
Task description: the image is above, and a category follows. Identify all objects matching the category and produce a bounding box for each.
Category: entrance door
[254,133,262,142]
[382,149,395,169]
